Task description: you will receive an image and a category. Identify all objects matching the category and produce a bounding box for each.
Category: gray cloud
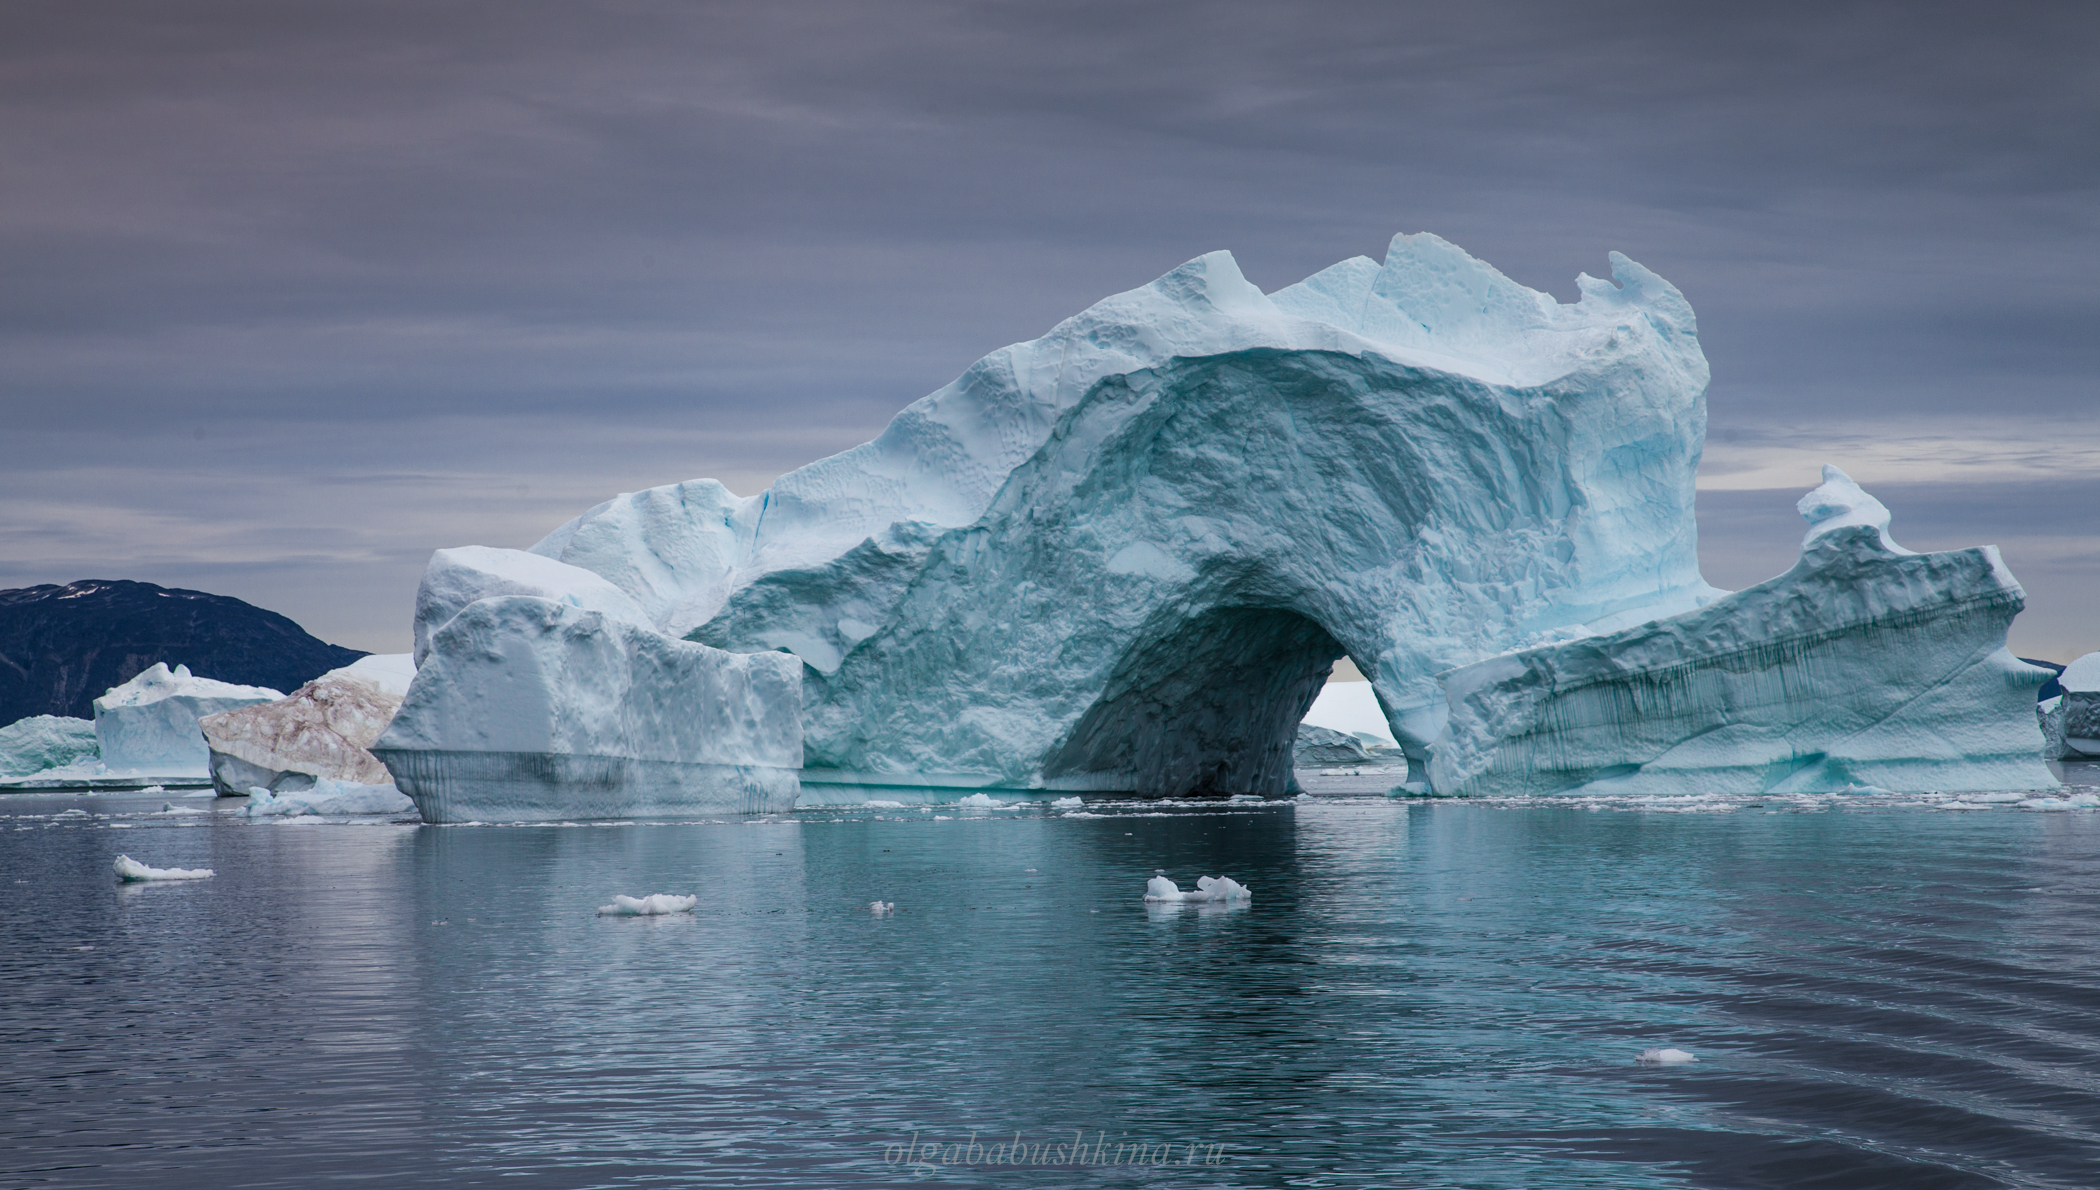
[3,1,2093,655]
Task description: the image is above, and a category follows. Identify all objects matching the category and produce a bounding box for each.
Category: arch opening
[1044,606,1346,797]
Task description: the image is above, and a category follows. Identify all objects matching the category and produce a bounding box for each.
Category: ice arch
[390,234,1716,808]
[1046,606,1350,797]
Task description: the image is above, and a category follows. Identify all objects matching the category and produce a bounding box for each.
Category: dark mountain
[0,580,366,725]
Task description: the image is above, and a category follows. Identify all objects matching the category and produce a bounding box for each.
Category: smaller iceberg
[2042,653,2100,760]
[597,893,697,916]
[869,900,895,915]
[1637,1048,1697,1066]
[114,854,213,881]
[1429,468,2058,797]
[373,596,803,822]
[240,779,415,818]
[1143,874,1253,903]
[0,715,99,778]
[94,664,282,777]
[201,654,414,795]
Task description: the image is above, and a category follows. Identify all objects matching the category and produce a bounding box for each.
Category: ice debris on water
[1144,874,1253,903]
[160,802,207,815]
[241,779,415,818]
[597,893,697,916]
[1052,797,1084,808]
[869,901,894,915]
[114,855,213,881]
[1637,1048,1697,1066]
[956,793,1005,808]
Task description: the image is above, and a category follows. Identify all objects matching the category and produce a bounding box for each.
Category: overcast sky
[3,1,2094,659]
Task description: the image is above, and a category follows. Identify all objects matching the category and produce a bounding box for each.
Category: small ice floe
[863,800,906,809]
[596,893,697,916]
[869,901,895,915]
[58,808,89,818]
[956,793,1005,808]
[1052,796,1084,808]
[1637,1047,1697,1066]
[113,854,213,881]
[1934,800,1993,811]
[2017,793,2100,811]
[1143,873,1252,903]
[139,785,165,794]
[160,802,208,815]
[242,780,415,818]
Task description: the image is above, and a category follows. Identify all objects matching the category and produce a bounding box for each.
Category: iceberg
[1293,724,1376,768]
[2043,653,2100,760]
[0,715,98,778]
[200,654,415,795]
[1429,468,2058,797]
[421,233,1715,801]
[373,597,803,822]
[93,664,282,777]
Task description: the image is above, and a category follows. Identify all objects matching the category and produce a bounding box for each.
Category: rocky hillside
[0,580,365,724]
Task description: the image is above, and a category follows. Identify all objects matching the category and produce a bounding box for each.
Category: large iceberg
[1428,468,2058,797]
[0,715,99,778]
[93,664,283,777]
[199,654,416,796]
[373,597,802,821]
[421,234,1716,799]
[2042,653,2100,761]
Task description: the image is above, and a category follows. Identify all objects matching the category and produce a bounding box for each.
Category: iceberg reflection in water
[3,778,2099,1188]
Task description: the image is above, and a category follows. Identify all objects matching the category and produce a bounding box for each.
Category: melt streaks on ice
[1428,468,2058,797]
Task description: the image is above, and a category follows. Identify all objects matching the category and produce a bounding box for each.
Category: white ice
[1637,1048,1697,1065]
[869,901,895,915]
[0,715,99,779]
[1430,468,2057,797]
[93,663,282,777]
[421,232,1717,799]
[597,893,698,916]
[113,854,213,881]
[1143,874,1253,903]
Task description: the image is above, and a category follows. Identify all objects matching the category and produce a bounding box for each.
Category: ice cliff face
[375,598,802,821]
[482,233,1713,795]
[92,663,283,776]
[1429,468,2058,797]
[0,715,98,778]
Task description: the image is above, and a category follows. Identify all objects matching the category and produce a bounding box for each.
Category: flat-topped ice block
[374,596,802,821]
[93,663,284,777]
[1429,468,2058,797]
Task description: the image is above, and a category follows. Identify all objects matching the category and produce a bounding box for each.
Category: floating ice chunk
[597,893,697,916]
[956,793,1004,808]
[58,808,88,817]
[1934,801,1992,811]
[862,800,906,808]
[114,854,213,881]
[1051,796,1084,808]
[241,779,415,818]
[159,802,207,815]
[1637,1047,1696,1066]
[869,901,894,915]
[1143,874,1253,903]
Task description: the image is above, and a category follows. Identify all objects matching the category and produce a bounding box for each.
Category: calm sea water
[5,777,2100,1190]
